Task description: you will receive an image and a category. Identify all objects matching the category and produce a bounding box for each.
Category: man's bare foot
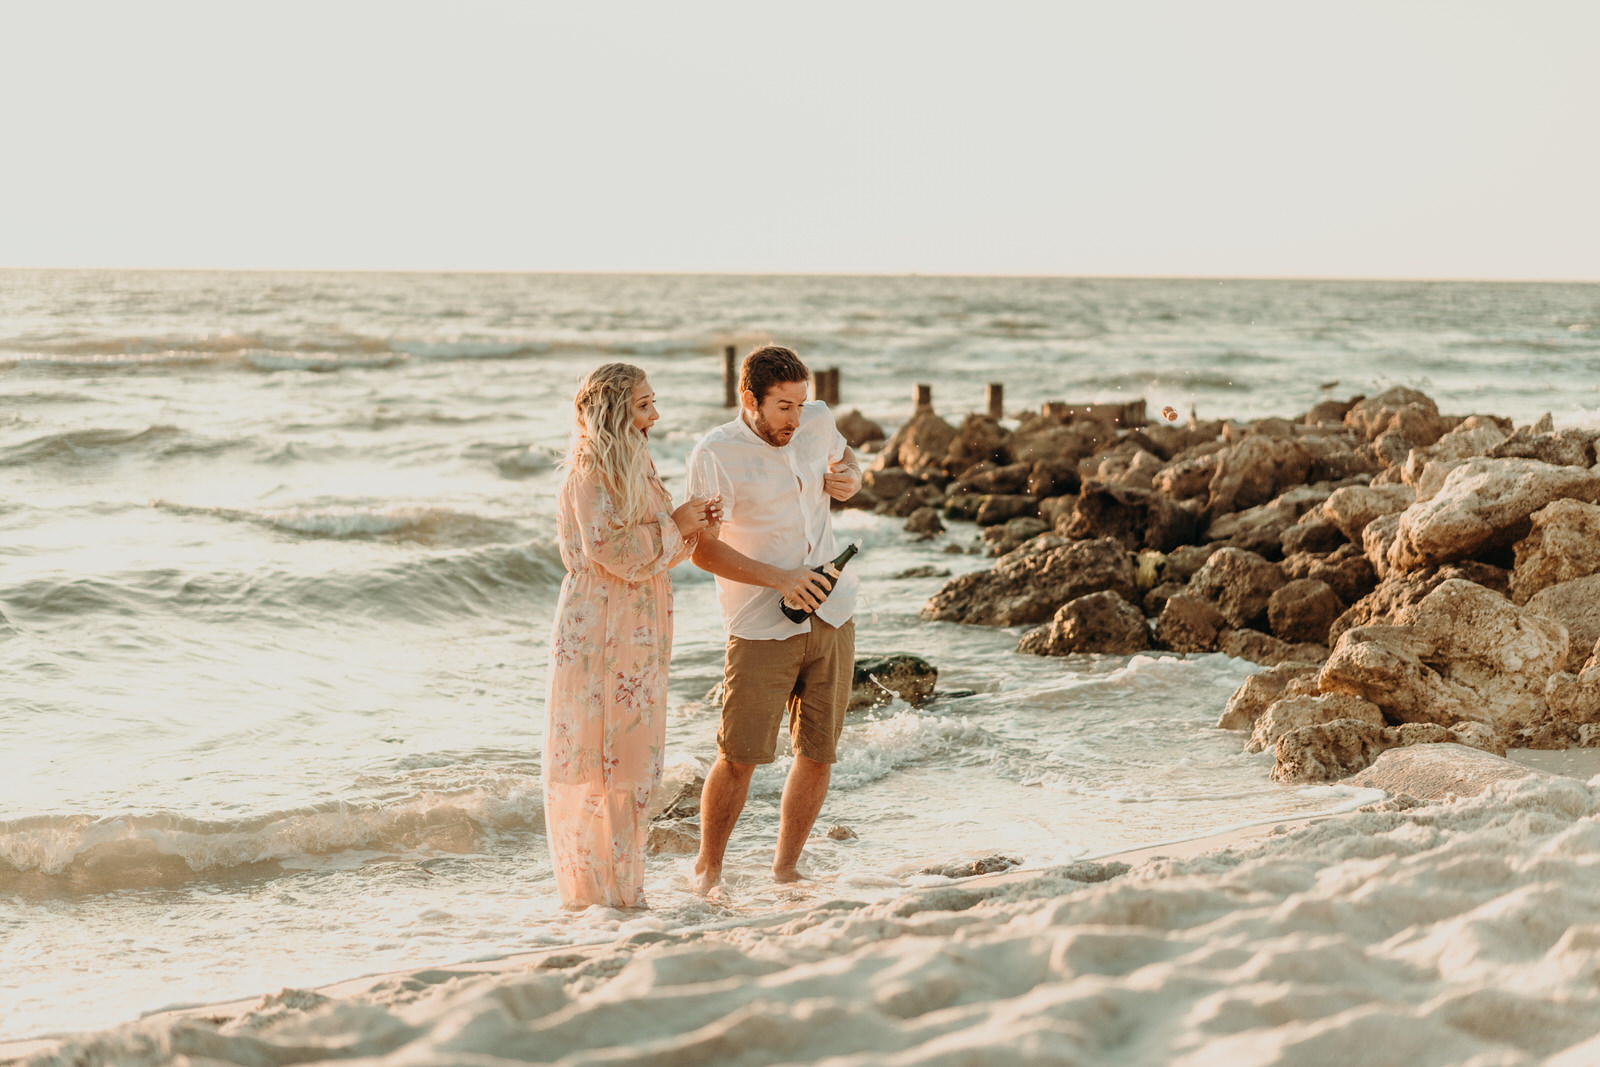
[692,860,721,895]
[772,865,804,883]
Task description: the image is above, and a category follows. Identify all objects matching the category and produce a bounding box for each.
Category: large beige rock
[1523,575,1600,672]
[1216,663,1321,731]
[1319,579,1569,733]
[1186,547,1285,629]
[1386,457,1600,573]
[922,537,1136,627]
[1246,692,1385,753]
[1322,483,1415,543]
[1345,742,1536,798]
[1511,498,1600,604]
[1326,561,1510,648]
[1400,421,1510,488]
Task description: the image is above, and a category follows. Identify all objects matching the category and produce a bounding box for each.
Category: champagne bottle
[780,542,859,623]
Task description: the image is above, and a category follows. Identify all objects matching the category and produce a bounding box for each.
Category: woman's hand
[673,496,716,538]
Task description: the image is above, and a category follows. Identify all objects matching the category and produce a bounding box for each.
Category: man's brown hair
[740,345,810,404]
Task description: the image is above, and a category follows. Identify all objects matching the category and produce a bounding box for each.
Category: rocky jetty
[859,386,1600,783]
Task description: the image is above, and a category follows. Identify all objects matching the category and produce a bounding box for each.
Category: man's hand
[824,456,862,501]
[774,566,832,611]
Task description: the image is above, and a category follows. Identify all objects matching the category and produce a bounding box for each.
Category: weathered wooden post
[723,345,738,407]
[914,383,933,412]
[812,367,840,405]
[986,383,1004,420]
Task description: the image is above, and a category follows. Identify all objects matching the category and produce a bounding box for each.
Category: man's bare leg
[773,755,831,882]
[694,757,755,893]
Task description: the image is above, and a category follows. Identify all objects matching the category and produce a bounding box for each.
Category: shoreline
[12,742,1598,1065]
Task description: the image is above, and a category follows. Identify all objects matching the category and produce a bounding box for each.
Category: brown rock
[885,410,959,477]
[881,484,946,518]
[1142,580,1187,619]
[1154,593,1228,653]
[975,494,1038,526]
[1246,692,1386,754]
[1017,591,1151,656]
[851,654,938,709]
[1282,543,1379,608]
[1326,562,1510,648]
[1322,483,1416,542]
[1217,629,1326,667]
[921,536,1137,627]
[944,415,1011,478]
[1488,427,1596,468]
[835,409,887,449]
[1028,459,1081,498]
[982,516,1050,556]
[1510,498,1600,605]
[1279,515,1347,557]
[958,460,1033,496]
[1303,397,1360,427]
[905,506,945,538]
[1343,387,1452,446]
[1064,483,1202,553]
[1039,494,1079,530]
[865,467,920,502]
[647,820,700,855]
[1207,436,1314,517]
[1268,579,1347,645]
[1153,450,1223,501]
[1186,547,1286,629]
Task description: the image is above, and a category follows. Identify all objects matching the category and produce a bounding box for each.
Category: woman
[544,363,717,909]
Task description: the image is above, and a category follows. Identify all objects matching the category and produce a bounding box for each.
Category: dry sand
[8,746,1600,1066]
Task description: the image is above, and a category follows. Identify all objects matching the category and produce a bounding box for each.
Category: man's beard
[751,410,794,447]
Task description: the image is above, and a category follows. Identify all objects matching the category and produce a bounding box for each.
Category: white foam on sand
[14,770,1600,1066]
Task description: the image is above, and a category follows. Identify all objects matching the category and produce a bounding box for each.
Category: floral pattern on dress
[542,467,695,908]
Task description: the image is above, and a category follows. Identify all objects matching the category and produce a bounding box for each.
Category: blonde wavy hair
[564,362,655,526]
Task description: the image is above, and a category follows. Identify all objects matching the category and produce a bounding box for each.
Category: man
[686,345,863,889]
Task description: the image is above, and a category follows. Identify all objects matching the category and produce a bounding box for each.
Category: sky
[1,0,1596,280]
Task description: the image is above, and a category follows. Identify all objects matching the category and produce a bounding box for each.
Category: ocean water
[1,269,1596,1038]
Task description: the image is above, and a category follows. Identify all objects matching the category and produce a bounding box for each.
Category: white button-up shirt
[686,401,858,640]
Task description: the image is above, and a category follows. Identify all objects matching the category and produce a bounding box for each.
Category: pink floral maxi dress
[544,468,694,908]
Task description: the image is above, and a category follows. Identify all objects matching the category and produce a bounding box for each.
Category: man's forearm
[691,535,785,588]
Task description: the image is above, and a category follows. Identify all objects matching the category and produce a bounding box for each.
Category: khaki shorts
[718,618,856,765]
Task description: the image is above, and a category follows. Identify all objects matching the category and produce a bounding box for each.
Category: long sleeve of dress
[566,474,693,582]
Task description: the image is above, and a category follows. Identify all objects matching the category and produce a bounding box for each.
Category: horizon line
[1,265,1596,285]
